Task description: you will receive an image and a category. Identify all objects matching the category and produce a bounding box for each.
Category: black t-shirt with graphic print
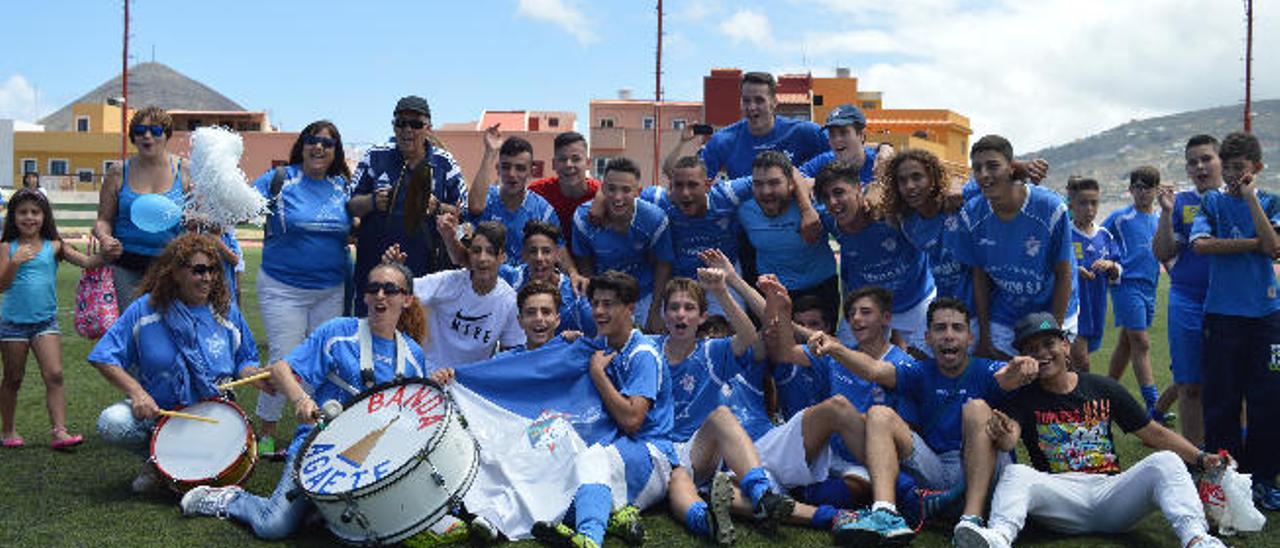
[1002,373,1151,474]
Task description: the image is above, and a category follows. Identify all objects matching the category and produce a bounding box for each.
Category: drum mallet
[216,371,273,391]
[157,409,219,424]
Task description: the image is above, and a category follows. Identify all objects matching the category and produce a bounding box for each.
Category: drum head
[297,380,449,497]
[153,401,250,481]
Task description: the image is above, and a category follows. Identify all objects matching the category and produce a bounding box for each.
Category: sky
[0,0,1275,152]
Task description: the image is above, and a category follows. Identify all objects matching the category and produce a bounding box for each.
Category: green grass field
[0,248,1275,547]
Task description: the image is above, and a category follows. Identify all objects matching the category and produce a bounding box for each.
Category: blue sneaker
[899,485,964,529]
[832,507,914,547]
[1253,479,1280,511]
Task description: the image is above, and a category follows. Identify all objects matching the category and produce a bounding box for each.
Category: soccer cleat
[900,485,965,529]
[180,485,242,518]
[1253,480,1280,511]
[751,489,795,536]
[952,518,1011,548]
[606,504,645,545]
[531,521,599,548]
[708,472,738,546]
[832,507,914,547]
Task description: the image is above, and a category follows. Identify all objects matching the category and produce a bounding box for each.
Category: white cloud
[0,74,39,122]
[516,0,596,44]
[718,9,774,49]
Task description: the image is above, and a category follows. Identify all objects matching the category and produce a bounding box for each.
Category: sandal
[2,436,24,448]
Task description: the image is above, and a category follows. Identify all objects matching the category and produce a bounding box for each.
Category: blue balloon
[130,194,183,233]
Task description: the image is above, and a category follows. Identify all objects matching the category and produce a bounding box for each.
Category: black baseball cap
[394,95,431,118]
[1012,312,1066,352]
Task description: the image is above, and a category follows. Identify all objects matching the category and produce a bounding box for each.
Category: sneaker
[531,521,599,548]
[1187,534,1228,548]
[131,464,163,494]
[952,519,1010,548]
[606,505,645,545]
[899,486,964,530]
[180,485,242,518]
[402,518,470,548]
[751,489,795,536]
[1253,480,1280,511]
[832,507,914,547]
[708,472,737,546]
[257,435,285,461]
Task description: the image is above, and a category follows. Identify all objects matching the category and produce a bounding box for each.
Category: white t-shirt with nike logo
[412,269,525,368]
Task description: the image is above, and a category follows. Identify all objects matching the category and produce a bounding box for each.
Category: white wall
[0,119,12,188]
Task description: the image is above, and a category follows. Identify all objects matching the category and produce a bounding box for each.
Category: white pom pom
[186,126,268,228]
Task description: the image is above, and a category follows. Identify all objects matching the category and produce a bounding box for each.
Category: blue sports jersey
[951,186,1079,326]
[737,199,837,290]
[826,217,935,313]
[1190,189,1280,317]
[902,211,973,308]
[701,117,828,179]
[798,146,879,183]
[464,186,560,266]
[283,317,429,456]
[724,350,774,441]
[88,295,259,410]
[571,199,675,298]
[601,331,675,457]
[253,165,352,289]
[1072,224,1121,339]
[1167,190,1213,299]
[772,347,831,420]
[1102,205,1160,285]
[895,357,1006,453]
[662,337,744,442]
[639,177,752,278]
[499,265,596,337]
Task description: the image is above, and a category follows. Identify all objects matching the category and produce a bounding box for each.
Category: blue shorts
[1082,334,1102,353]
[1111,280,1156,330]
[0,316,59,342]
[1167,288,1206,384]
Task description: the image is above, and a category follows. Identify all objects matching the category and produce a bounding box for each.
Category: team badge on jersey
[1025,235,1042,257]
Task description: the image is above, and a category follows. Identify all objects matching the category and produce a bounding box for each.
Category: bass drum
[294,378,479,545]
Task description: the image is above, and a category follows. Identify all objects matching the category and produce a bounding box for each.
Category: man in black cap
[797,103,891,186]
[954,311,1227,548]
[347,95,466,316]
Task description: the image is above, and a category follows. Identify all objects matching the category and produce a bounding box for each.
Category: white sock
[871,500,897,514]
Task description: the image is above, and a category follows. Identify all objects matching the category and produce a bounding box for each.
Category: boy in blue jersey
[1150,135,1223,446]
[1189,132,1280,509]
[798,104,889,185]
[572,158,674,333]
[508,281,581,353]
[952,135,1078,359]
[884,149,974,312]
[700,71,828,181]
[1103,166,1163,419]
[815,161,936,352]
[464,126,560,266]
[806,298,1039,546]
[495,221,594,337]
[1065,177,1121,372]
[535,271,675,548]
[738,150,840,320]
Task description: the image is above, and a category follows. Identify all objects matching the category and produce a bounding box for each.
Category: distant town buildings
[435,110,577,184]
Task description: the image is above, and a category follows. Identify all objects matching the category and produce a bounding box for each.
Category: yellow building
[12,103,132,191]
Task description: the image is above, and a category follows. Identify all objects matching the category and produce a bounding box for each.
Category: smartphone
[692,123,714,136]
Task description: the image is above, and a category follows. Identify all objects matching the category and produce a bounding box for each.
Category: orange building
[588,96,702,184]
[434,110,576,185]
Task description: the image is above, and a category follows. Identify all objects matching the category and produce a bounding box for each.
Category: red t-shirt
[528,175,601,248]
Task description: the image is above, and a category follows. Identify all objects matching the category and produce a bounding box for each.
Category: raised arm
[698,267,756,356]
[661,125,703,183]
[467,125,501,217]
[758,274,813,366]
[1152,184,1179,262]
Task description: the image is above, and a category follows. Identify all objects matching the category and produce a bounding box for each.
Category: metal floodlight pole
[121,0,130,162]
[1243,0,1253,132]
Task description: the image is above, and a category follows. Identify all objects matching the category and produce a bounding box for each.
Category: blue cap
[824,104,866,130]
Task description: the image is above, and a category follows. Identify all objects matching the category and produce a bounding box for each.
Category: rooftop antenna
[1243,0,1253,132]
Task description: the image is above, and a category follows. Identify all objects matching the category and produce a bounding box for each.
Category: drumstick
[157,410,219,424]
[216,371,273,391]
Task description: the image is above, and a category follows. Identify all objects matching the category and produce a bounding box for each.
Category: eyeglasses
[131,124,166,137]
[364,281,409,296]
[302,134,337,149]
[186,263,217,276]
[392,118,427,130]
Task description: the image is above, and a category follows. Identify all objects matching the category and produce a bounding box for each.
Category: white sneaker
[130,465,162,493]
[180,485,242,518]
[1187,534,1228,548]
[953,519,1011,548]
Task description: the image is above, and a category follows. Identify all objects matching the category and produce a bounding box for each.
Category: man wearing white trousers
[954,311,1228,548]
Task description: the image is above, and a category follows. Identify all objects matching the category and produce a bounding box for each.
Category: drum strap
[356,318,410,388]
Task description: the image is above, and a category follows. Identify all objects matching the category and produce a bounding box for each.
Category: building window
[598,118,615,128]
[642,117,656,130]
[672,119,687,130]
[48,159,69,176]
[75,116,90,132]
[77,169,94,183]
[862,102,876,110]
[813,95,824,106]
[548,117,560,128]
[594,157,611,177]
[21,159,37,175]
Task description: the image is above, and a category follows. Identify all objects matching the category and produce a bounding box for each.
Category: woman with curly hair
[882,149,973,312]
[88,233,260,494]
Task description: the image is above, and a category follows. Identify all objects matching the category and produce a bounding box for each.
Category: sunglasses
[392,118,427,130]
[131,124,166,137]
[186,263,218,276]
[365,281,409,296]
[302,134,338,149]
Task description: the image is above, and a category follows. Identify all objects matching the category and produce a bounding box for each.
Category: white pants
[254,270,344,422]
[987,451,1209,546]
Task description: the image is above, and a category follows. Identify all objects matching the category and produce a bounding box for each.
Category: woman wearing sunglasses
[247,120,353,459]
[89,233,260,493]
[93,106,191,310]
[347,95,466,316]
